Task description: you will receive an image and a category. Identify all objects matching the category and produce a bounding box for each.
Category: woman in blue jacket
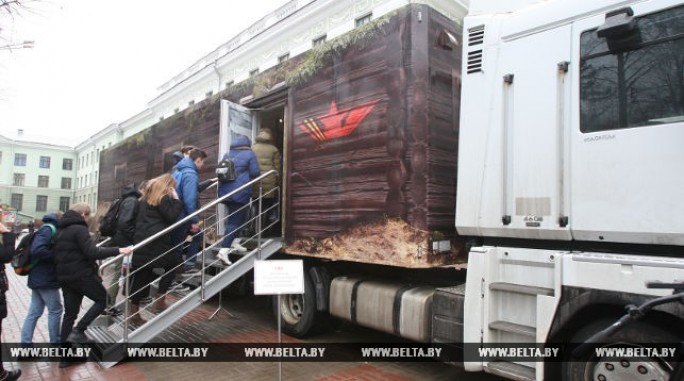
[21,213,63,347]
[217,135,260,264]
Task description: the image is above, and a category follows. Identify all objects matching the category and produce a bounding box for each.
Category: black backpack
[12,224,56,276]
[216,157,237,182]
[99,198,122,237]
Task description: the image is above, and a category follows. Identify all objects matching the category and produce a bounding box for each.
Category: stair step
[489,321,536,338]
[87,326,120,343]
[489,282,554,296]
[486,361,535,381]
[89,238,283,368]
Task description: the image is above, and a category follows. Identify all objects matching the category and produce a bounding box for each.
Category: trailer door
[219,100,256,155]
[218,100,256,239]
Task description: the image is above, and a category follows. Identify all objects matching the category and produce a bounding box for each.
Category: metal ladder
[92,170,281,367]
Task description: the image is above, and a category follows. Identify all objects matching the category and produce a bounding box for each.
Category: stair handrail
[99,169,278,276]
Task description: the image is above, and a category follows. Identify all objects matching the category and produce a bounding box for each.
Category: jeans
[222,202,248,248]
[60,274,107,341]
[106,257,123,307]
[184,230,204,271]
[21,288,63,345]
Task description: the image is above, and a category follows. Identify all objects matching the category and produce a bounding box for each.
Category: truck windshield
[580,5,684,133]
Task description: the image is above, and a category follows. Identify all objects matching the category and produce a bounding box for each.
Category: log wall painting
[97,4,464,268]
[285,5,465,268]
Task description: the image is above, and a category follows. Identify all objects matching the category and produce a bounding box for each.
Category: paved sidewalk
[2,268,500,381]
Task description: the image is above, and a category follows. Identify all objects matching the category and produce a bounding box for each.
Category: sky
[0,0,289,146]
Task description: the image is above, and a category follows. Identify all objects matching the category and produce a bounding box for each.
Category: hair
[189,148,207,160]
[181,145,196,155]
[138,180,149,197]
[71,202,91,216]
[140,174,176,207]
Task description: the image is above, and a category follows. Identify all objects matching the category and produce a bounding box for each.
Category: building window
[13,173,25,186]
[96,149,99,163]
[11,193,23,211]
[38,175,49,188]
[39,156,51,168]
[14,153,27,166]
[85,174,88,186]
[249,68,259,77]
[355,13,372,27]
[313,35,327,47]
[63,158,73,170]
[36,195,48,212]
[59,197,70,212]
[278,53,290,64]
[61,177,72,189]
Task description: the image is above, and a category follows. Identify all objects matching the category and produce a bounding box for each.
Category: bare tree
[0,0,42,44]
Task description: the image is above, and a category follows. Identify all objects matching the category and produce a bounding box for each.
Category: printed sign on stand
[254,259,304,295]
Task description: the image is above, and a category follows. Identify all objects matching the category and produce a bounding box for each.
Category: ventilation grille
[466,25,485,74]
[467,50,483,74]
[468,25,485,46]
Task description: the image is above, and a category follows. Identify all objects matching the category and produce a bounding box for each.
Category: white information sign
[254,260,304,295]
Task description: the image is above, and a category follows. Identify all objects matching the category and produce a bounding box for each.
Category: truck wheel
[272,269,319,338]
[563,319,678,381]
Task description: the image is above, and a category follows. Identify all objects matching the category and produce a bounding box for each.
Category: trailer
[98,0,684,379]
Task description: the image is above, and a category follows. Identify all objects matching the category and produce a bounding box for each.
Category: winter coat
[0,232,16,319]
[54,210,119,284]
[111,184,141,247]
[251,129,281,199]
[27,213,59,289]
[218,135,260,205]
[172,157,200,224]
[132,195,183,268]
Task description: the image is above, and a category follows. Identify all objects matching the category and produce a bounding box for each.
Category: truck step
[488,321,535,338]
[489,282,553,296]
[486,361,535,381]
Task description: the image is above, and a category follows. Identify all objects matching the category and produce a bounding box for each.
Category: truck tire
[563,319,678,381]
[272,268,320,338]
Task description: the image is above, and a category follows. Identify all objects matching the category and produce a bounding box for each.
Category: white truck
[281,1,684,380]
[97,0,684,379]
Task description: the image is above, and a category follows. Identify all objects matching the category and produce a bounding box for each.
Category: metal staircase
[91,170,281,367]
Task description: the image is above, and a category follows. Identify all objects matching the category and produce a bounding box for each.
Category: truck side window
[580,5,684,133]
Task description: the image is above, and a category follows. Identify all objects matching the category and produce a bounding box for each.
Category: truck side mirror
[597,7,642,51]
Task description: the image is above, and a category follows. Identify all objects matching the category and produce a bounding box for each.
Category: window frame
[36,195,48,212]
[14,153,27,166]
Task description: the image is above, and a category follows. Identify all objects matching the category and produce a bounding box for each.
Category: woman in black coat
[129,174,182,321]
[0,220,21,380]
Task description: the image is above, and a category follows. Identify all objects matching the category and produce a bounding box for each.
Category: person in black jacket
[21,213,62,347]
[55,203,132,344]
[105,183,142,315]
[130,174,183,320]
[0,219,21,380]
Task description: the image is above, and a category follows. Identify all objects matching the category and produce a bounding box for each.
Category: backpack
[12,224,57,276]
[99,198,122,237]
[216,157,237,182]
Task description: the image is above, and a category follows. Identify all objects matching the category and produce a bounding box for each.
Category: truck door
[570,2,684,246]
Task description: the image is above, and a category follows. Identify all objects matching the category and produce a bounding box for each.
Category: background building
[0,132,77,224]
[6,0,463,217]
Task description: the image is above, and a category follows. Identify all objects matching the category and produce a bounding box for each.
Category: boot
[128,302,147,325]
[152,294,167,313]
